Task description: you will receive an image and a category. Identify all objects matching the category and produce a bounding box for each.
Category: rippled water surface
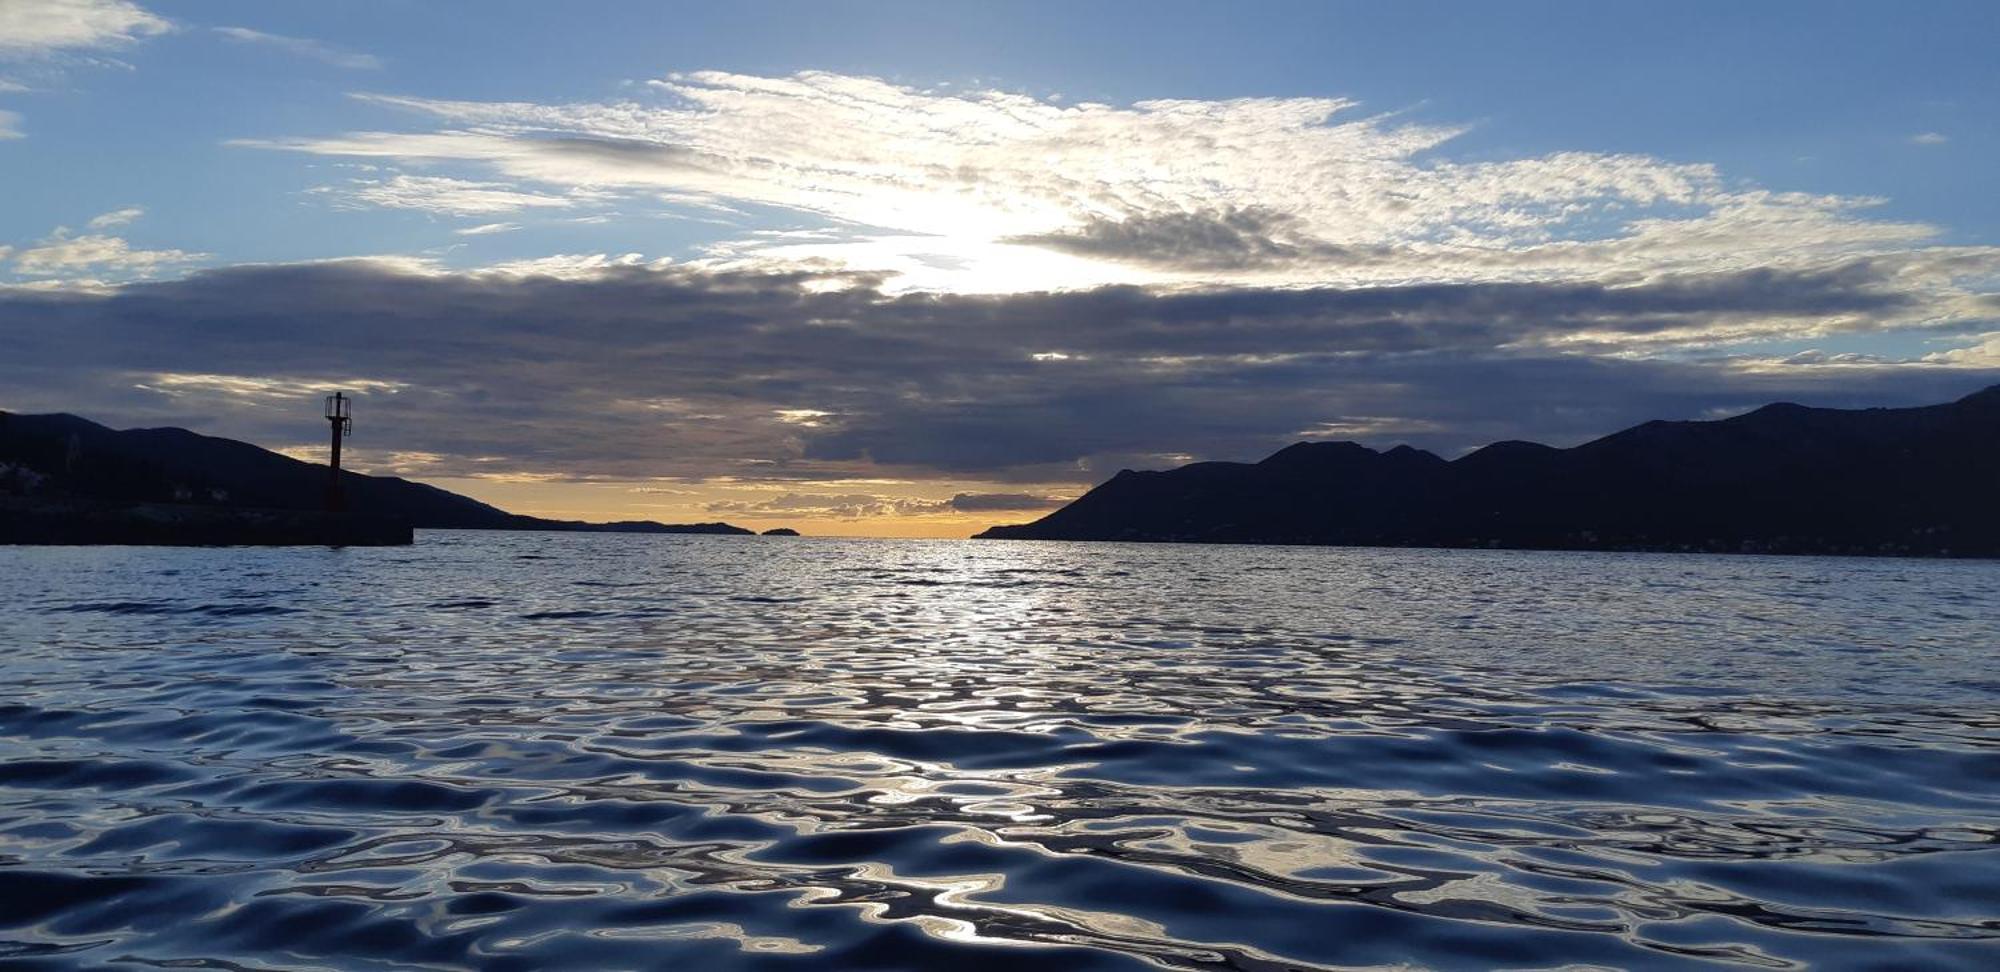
[3,533,1998,970]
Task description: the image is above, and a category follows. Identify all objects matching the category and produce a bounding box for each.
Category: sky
[2,0,1997,537]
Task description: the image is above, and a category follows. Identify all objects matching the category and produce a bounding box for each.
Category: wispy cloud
[707,491,951,520]
[87,206,143,229]
[314,174,582,215]
[238,71,1956,295]
[0,1,169,141]
[699,489,1062,519]
[1910,131,1949,146]
[213,26,381,70]
[0,0,169,57]
[454,221,523,236]
[135,372,406,401]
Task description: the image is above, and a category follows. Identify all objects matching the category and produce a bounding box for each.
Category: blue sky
[2,1,1997,533]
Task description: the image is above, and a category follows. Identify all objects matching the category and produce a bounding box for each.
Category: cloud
[86,206,143,229]
[0,0,168,57]
[134,372,407,402]
[701,489,1065,519]
[0,1,167,140]
[213,26,381,70]
[707,491,950,519]
[8,228,203,277]
[1923,332,2000,367]
[237,71,1956,294]
[1910,132,1949,146]
[1009,206,1442,273]
[14,70,2000,501]
[945,492,1068,512]
[478,251,655,277]
[316,174,582,215]
[0,258,1991,493]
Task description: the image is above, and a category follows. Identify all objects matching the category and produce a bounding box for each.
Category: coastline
[0,497,413,547]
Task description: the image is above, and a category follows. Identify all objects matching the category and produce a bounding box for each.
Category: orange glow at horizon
[420,476,1069,540]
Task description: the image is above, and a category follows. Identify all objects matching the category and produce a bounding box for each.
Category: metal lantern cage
[325,392,352,436]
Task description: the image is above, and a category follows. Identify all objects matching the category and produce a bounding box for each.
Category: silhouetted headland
[977,385,2000,558]
[761,527,802,536]
[0,412,753,545]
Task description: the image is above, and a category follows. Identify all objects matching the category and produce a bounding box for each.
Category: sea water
[2,532,1996,969]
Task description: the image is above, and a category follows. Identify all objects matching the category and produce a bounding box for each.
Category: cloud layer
[2,258,1993,494]
[239,71,1986,297]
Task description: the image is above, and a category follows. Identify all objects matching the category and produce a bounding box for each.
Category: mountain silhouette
[0,412,751,536]
[976,385,2000,557]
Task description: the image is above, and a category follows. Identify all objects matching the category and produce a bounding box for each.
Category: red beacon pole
[324,392,351,512]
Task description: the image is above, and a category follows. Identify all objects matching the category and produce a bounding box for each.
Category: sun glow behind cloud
[233,70,1991,298]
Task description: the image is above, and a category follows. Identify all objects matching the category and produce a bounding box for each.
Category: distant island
[0,412,773,545]
[977,385,2000,558]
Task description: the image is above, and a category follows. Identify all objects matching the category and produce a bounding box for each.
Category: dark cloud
[532,136,713,178]
[0,258,1991,484]
[945,492,1067,512]
[1006,207,1582,275]
[1006,207,1396,271]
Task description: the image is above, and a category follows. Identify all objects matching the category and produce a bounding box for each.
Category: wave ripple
[3,535,1998,969]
